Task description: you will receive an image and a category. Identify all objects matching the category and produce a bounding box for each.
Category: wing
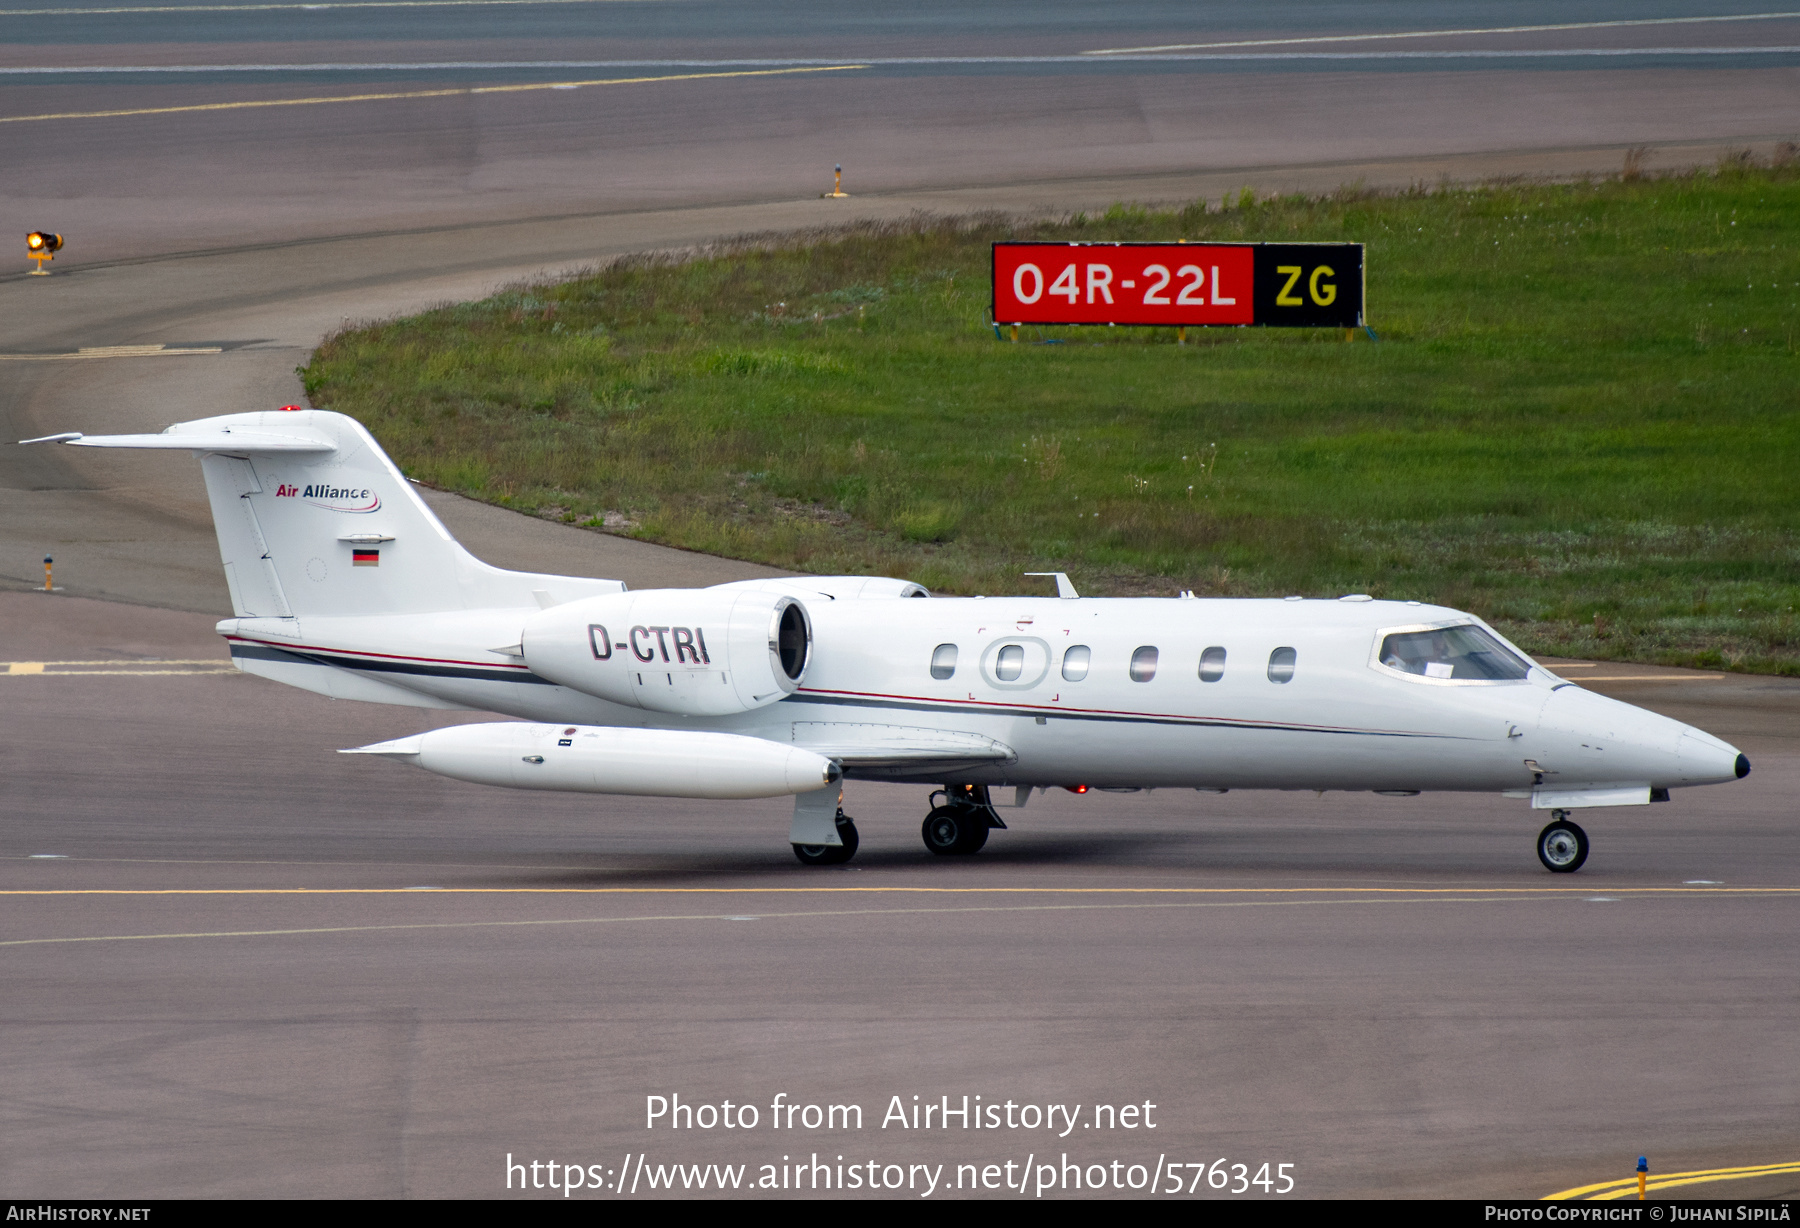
[790,722,1014,769]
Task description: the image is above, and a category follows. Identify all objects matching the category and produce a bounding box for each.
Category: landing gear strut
[1536,810,1589,873]
[793,810,859,866]
[922,785,1004,856]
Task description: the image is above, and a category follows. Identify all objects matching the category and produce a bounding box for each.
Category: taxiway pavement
[3,592,1798,1198]
[3,0,1798,1200]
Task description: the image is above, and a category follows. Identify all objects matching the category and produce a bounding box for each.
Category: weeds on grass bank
[304,161,1800,673]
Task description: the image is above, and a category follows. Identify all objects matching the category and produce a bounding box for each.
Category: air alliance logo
[273,483,381,513]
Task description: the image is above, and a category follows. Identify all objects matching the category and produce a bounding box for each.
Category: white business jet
[24,409,1750,872]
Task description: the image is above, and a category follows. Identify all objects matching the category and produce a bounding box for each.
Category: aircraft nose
[1676,729,1748,786]
[1535,686,1745,787]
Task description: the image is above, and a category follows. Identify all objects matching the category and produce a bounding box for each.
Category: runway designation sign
[991,241,1365,329]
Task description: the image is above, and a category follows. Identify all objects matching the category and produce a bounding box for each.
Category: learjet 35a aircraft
[26,408,1750,872]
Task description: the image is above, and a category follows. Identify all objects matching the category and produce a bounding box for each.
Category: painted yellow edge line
[1545,1160,1800,1199]
[2,0,632,15]
[1598,1166,1800,1199]
[0,349,223,360]
[0,64,865,125]
[1578,675,1726,682]
[2,666,235,673]
[5,661,227,666]
[0,896,1636,948]
[1,886,1794,897]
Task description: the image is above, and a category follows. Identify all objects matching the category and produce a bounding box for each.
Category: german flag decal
[352,549,379,567]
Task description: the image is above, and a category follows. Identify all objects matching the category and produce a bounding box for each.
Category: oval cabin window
[1062,645,1090,681]
[1267,647,1297,683]
[1199,646,1226,682]
[1129,646,1159,682]
[995,644,1024,682]
[930,643,958,680]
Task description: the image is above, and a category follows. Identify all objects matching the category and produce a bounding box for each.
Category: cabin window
[1062,645,1091,681]
[1379,625,1529,681]
[1267,647,1297,683]
[995,644,1025,681]
[1199,646,1226,682]
[1129,646,1159,682]
[930,643,958,680]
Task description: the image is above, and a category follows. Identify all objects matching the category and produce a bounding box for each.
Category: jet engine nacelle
[521,588,811,716]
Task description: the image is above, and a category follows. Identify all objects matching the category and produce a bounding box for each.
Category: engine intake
[521,588,811,716]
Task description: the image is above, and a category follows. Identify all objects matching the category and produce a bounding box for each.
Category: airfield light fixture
[26,231,63,275]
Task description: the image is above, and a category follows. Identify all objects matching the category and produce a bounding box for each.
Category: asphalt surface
[2,0,1798,1201]
[4,592,1798,1199]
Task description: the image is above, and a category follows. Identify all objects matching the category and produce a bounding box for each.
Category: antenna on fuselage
[1024,572,1079,599]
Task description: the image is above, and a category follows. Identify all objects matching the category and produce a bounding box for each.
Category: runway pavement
[3,0,1799,1201]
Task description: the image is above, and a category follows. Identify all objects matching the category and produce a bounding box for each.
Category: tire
[922,806,989,855]
[1536,819,1589,873]
[794,815,859,866]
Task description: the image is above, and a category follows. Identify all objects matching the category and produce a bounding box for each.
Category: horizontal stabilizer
[21,429,335,454]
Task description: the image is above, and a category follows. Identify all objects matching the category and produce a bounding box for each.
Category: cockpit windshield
[1378,625,1531,681]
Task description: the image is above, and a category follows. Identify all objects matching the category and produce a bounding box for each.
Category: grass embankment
[303,163,1800,673]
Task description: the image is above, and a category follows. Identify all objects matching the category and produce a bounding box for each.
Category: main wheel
[1536,818,1589,873]
[794,814,859,866]
[922,806,989,855]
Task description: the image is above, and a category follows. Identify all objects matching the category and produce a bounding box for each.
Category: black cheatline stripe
[229,642,556,685]
[790,691,1449,739]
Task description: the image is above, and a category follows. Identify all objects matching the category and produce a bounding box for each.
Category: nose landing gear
[1536,810,1589,873]
[922,785,1004,856]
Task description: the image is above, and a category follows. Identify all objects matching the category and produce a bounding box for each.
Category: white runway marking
[1085,11,1800,56]
[8,47,1800,76]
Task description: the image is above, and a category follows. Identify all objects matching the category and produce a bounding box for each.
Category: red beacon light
[1064,784,1089,794]
[276,405,303,412]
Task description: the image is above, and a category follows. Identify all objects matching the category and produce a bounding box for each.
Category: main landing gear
[922,785,1005,856]
[1536,810,1590,873]
[792,809,859,866]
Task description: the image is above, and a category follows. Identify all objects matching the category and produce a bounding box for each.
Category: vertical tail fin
[38,409,623,617]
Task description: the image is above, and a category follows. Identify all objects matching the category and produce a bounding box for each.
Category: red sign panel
[993,243,1255,327]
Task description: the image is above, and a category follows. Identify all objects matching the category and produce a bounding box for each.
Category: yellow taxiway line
[0,346,223,360]
[1085,12,1800,55]
[0,64,865,126]
[1546,1159,1800,1200]
[6,660,235,676]
[3,886,1790,948]
[3,0,669,16]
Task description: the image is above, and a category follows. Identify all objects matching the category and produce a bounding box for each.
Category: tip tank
[342,723,840,799]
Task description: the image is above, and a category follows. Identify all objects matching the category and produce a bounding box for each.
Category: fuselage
[221,593,1746,796]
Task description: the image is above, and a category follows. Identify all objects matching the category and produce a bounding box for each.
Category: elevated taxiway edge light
[26,230,61,274]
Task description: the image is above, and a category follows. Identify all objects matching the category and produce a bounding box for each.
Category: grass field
[302,158,1800,673]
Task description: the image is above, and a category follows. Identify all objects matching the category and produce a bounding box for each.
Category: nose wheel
[1536,812,1589,873]
[793,811,859,866]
